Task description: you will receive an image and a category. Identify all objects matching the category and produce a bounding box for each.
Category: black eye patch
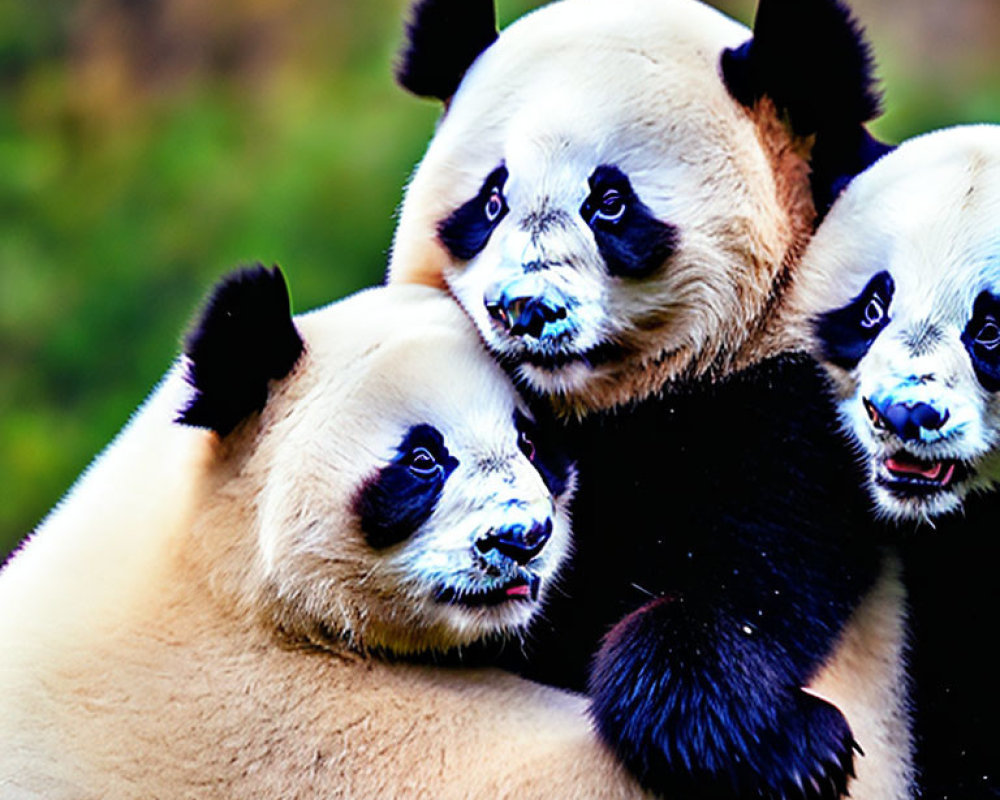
[437,164,509,261]
[514,410,574,498]
[813,270,894,370]
[962,290,1000,392]
[355,424,459,549]
[580,165,678,279]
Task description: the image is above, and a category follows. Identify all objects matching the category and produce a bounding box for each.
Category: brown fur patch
[733,98,819,370]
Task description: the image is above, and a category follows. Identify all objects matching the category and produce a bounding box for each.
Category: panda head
[389,0,888,414]
[178,266,575,654]
[797,125,1000,522]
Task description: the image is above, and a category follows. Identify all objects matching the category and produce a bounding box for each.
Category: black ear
[721,0,893,215]
[395,0,498,102]
[721,0,880,134]
[177,264,304,437]
[809,128,895,217]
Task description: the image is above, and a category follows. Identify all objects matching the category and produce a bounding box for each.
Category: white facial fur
[390,0,812,414]
[795,125,1000,521]
[233,285,574,653]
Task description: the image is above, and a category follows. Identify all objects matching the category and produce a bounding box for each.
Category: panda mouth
[435,573,541,608]
[509,341,623,372]
[876,451,968,497]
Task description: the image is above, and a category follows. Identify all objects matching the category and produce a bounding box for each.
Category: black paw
[595,682,857,799]
[747,689,859,800]
[589,604,858,800]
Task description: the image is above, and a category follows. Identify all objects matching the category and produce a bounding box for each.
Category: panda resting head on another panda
[179,267,575,654]
[0,267,652,798]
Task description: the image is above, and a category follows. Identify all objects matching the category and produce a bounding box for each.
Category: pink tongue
[885,457,943,480]
[506,584,531,597]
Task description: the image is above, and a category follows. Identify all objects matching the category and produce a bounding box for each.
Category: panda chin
[430,573,545,643]
[516,360,597,398]
[497,341,620,398]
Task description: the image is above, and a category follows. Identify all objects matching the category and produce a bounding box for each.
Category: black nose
[867,397,950,441]
[476,519,553,565]
[485,294,567,338]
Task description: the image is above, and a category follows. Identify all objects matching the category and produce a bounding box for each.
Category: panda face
[390,0,813,412]
[352,407,573,641]
[800,126,1000,521]
[250,286,575,653]
[442,156,681,398]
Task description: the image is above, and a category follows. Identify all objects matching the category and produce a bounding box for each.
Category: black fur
[395,0,498,101]
[720,0,892,215]
[490,354,883,799]
[580,165,679,278]
[810,128,896,218]
[814,270,894,370]
[438,165,509,260]
[178,264,303,436]
[961,290,1000,391]
[900,500,1000,798]
[514,410,573,498]
[355,423,459,549]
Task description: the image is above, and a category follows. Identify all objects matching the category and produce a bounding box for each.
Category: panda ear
[721,0,880,134]
[720,0,894,214]
[395,0,498,102]
[177,264,304,437]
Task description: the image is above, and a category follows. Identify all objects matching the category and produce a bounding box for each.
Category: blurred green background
[2,0,998,560]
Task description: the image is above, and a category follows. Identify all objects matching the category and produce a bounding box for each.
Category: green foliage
[1,0,998,559]
[0,0,444,555]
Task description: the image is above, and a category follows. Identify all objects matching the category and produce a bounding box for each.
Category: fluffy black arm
[501,354,882,799]
[589,589,859,799]
[575,356,881,799]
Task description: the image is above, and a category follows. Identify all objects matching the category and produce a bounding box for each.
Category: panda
[0,266,649,799]
[388,0,912,797]
[791,124,1000,799]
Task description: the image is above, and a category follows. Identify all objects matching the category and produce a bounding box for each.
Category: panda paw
[588,603,859,799]
[746,688,860,800]
[594,680,858,799]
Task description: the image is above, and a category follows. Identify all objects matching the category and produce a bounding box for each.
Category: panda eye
[584,183,629,228]
[517,430,536,462]
[594,189,626,224]
[963,292,1000,391]
[437,165,509,261]
[405,447,440,478]
[484,187,506,223]
[860,294,887,330]
[974,318,1000,350]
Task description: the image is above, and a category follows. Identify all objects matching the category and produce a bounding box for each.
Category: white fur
[794,124,1000,521]
[0,283,645,798]
[390,0,806,415]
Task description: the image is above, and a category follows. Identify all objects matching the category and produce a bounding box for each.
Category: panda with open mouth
[809,255,996,523]
[797,124,1000,798]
